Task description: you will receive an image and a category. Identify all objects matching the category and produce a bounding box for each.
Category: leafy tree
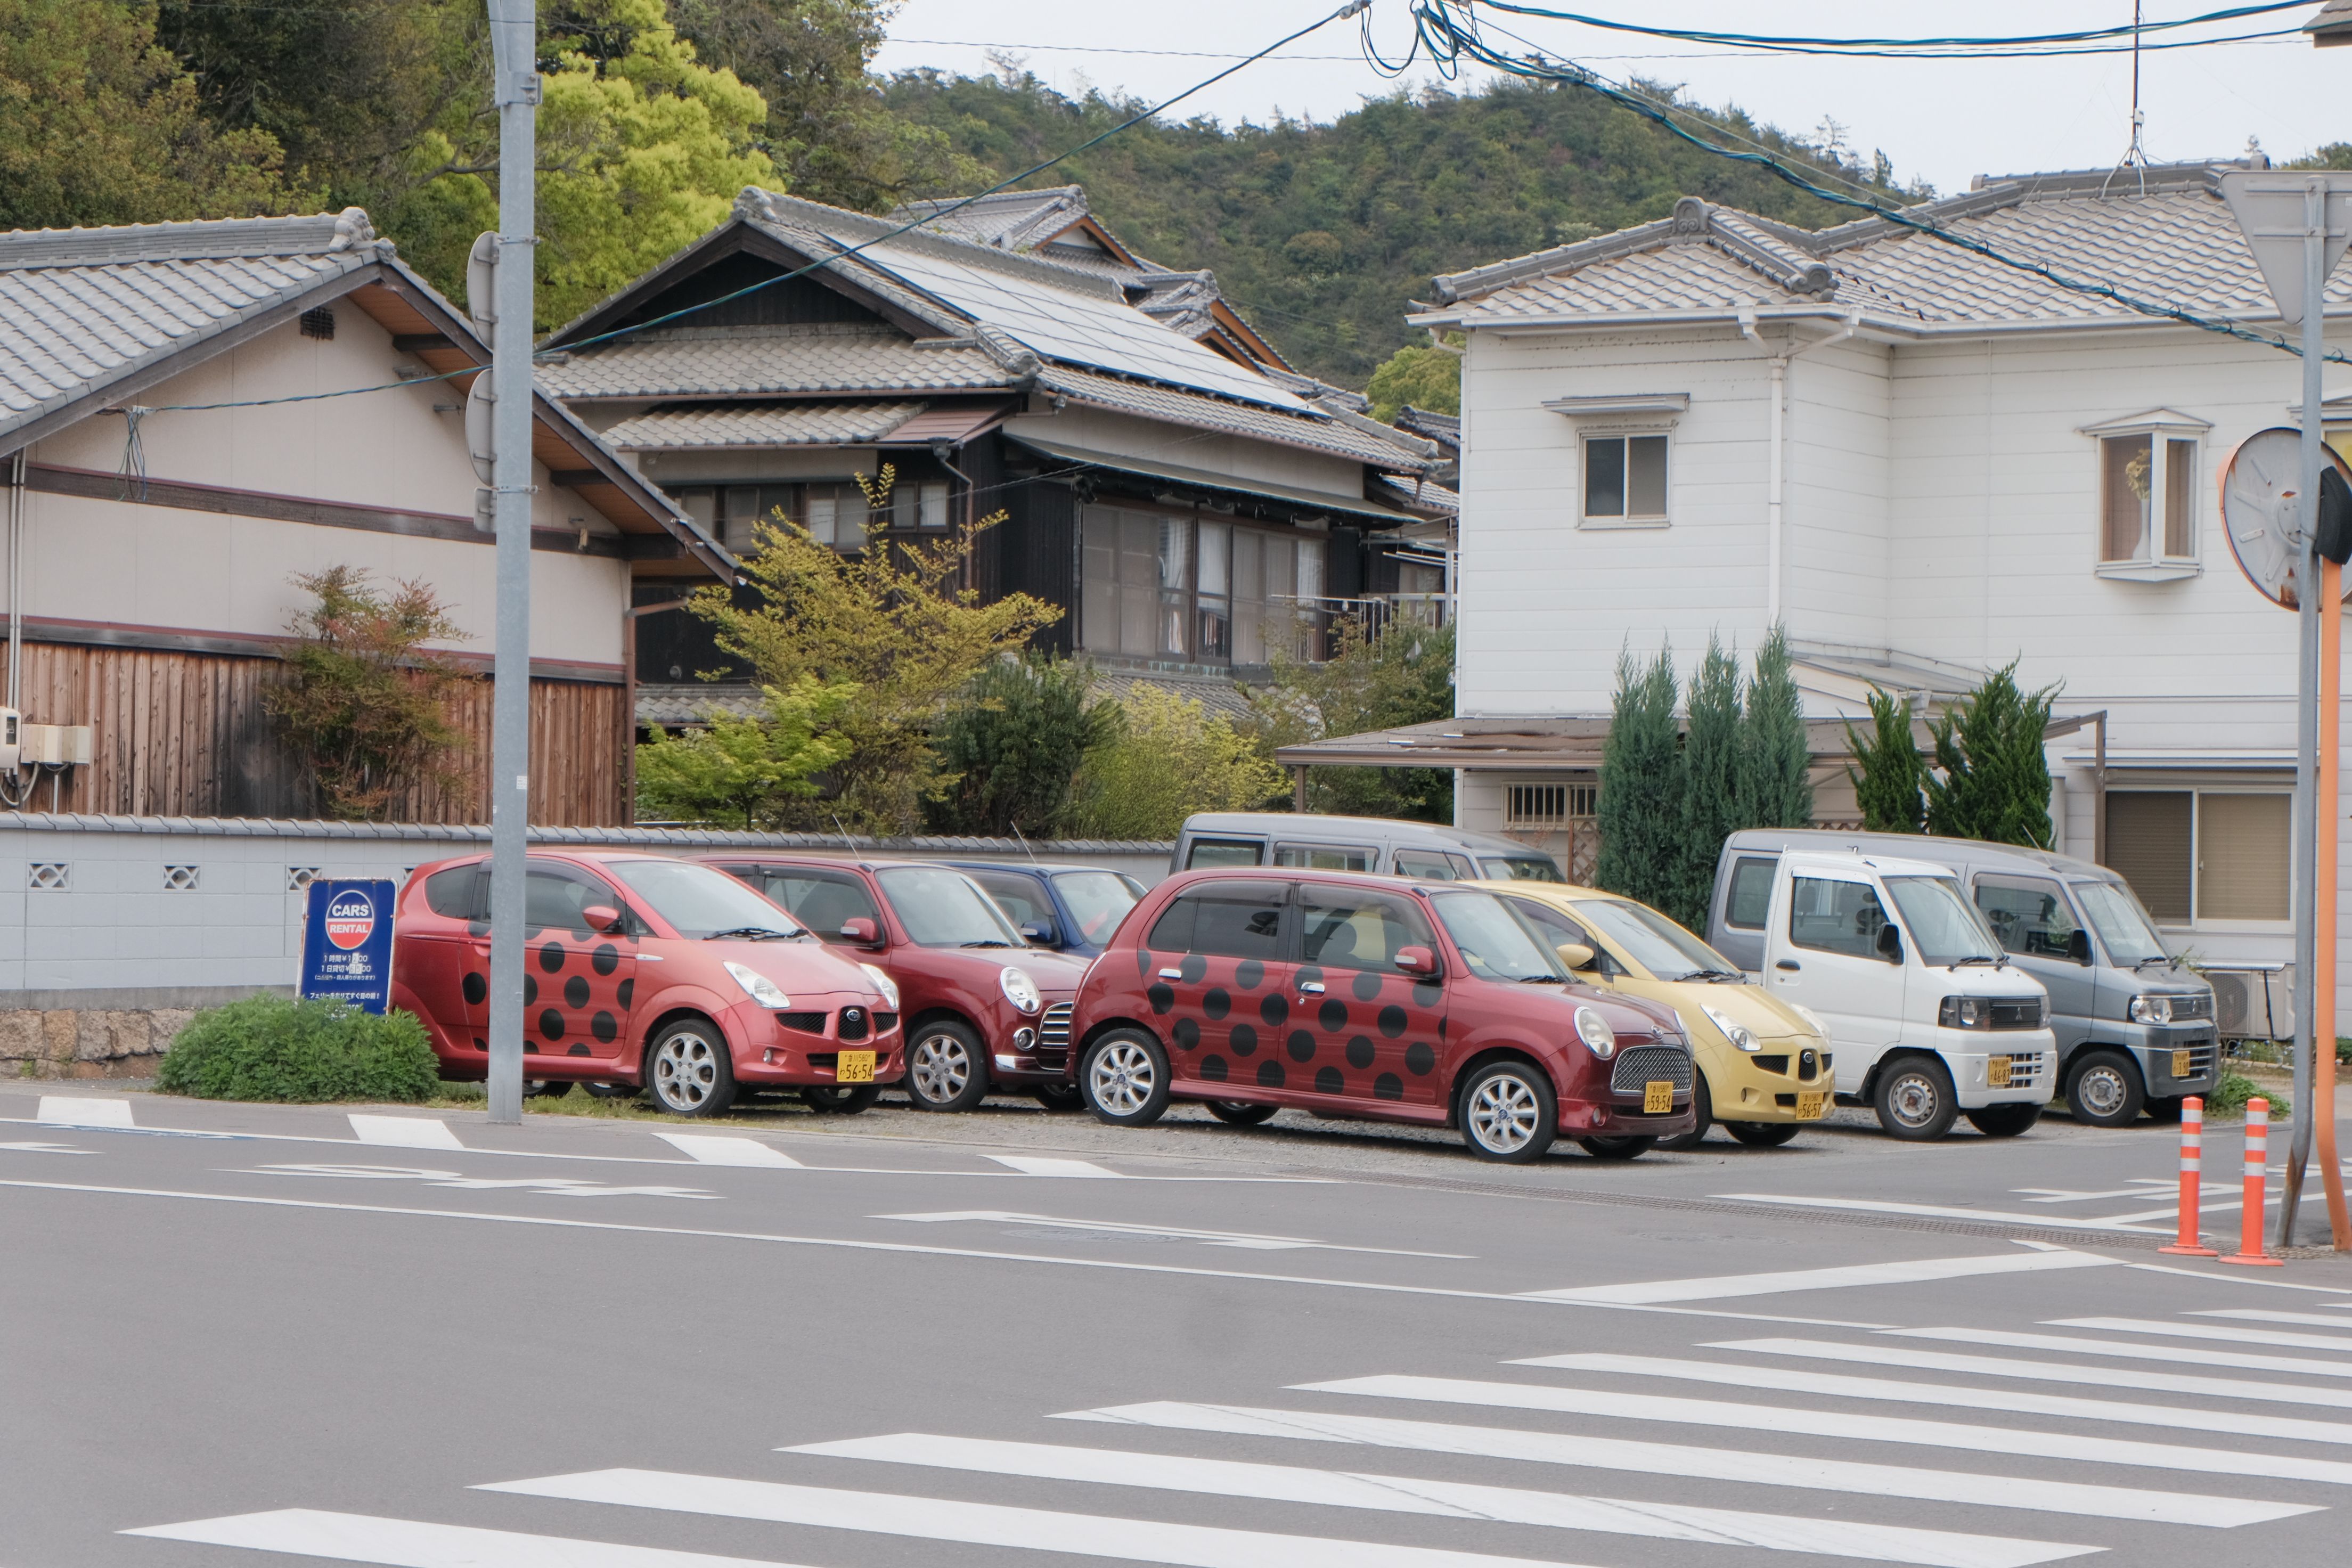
[1740,625,1814,829]
[694,466,1061,834]
[634,676,854,828]
[1596,644,1680,910]
[1845,687,1926,834]
[0,0,309,230]
[930,654,1114,836]
[1365,340,1460,424]
[1066,683,1287,840]
[1250,617,1455,822]
[1923,661,2059,847]
[1672,635,1744,929]
[265,567,467,821]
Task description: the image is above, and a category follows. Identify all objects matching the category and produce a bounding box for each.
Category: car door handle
[1158,968,1183,980]
[1298,981,1326,994]
[1776,960,1801,971]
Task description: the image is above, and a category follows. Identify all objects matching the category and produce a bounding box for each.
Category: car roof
[1724,827,2112,880]
[1179,812,1549,858]
[941,859,1119,877]
[692,854,962,875]
[1165,865,1455,896]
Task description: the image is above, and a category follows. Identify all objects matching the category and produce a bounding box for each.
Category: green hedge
[158,995,438,1103]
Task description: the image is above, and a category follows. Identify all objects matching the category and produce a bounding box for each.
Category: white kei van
[1763,851,2057,1139]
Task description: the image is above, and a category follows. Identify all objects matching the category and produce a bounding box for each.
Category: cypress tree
[1596,644,1682,909]
[1741,625,1814,828]
[1923,661,2059,847]
[1673,635,1745,929]
[1844,687,1927,833]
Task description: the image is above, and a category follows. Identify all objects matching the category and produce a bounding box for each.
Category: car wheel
[802,1083,882,1115]
[1032,1083,1085,1112]
[1577,1134,1656,1160]
[2065,1049,2146,1127]
[1873,1057,1957,1140]
[583,1081,638,1100]
[2145,1096,2186,1123]
[1723,1120,1802,1147]
[1081,1029,1171,1127]
[1205,1100,1280,1126]
[646,1018,736,1117]
[1655,1071,1713,1151]
[1458,1059,1557,1163]
[523,1080,573,1099]
[905,1020,989,1112]
[1966,1102,2043,1137]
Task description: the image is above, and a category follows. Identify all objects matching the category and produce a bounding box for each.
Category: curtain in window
[2101,435,2153,561]
[2105,791,2192,922]
[2197,793,2290,921]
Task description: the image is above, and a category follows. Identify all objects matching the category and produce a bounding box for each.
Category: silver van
[1171,812,1565,883]
[1706,829,2217,1127]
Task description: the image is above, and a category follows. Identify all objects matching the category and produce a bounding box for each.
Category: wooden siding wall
[0,642,624,825]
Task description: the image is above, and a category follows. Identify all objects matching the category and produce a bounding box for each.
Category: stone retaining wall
[2,1006,196,1079]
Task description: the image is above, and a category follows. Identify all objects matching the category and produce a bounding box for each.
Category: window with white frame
[2083,410,2208,578]
[1582,432,1669,525]
[2105,788,2289,926]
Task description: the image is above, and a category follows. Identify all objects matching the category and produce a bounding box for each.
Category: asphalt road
[9,1079,2352,1568]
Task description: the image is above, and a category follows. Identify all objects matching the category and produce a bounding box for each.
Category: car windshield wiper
[705,926,794,942]
[2135,954,2177,970]
[1949,954,2004,968]
[959,938,1016,949]
[1518,973,1567,983]
[1678,968,1744,983]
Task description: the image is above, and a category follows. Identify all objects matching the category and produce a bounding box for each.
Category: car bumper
[2113,1027,2221,1096]
[726,1000,904,1087]
[986,993,1079,1084]
[1947,1033,2058,1108]
[1707,1040,1835,1123]
[1563,1097,1698,1138]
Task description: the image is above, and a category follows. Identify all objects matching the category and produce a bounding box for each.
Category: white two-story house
[1405,158,2351,976]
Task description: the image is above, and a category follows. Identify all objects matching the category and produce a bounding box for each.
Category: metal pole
[2318,553,2349,1246]
[2282,176,2328,1243]
[484,0,538,1127]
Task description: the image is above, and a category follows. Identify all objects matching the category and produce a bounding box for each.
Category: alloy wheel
[653,1030,720,1110]
[1089,1040,1156,1116]
[910,1032,973,1104]
[1467,1073,1540,1154]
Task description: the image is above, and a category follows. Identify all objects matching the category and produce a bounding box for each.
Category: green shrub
[158,995,438,1103]
[2206,1071,2288,1120]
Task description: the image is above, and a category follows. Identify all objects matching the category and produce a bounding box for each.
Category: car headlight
[2129,994,2174,1025]
[859,962,900,1010]
[1787,1001,1827,1036]
[1573,1005,1616,1059]
[1701,1003,1760,1052]
[1939,995,1990,1030]
[1000,966,1043,1014]
[723,961,791,1010]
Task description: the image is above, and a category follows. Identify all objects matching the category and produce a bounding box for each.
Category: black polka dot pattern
[1229,1024,1260,1057]
[537,1008,565,1041]
[522,975,538,1006]
[592,1011,618,1043]
[1406,1042,1436,1075]
[1200,1055,1229,1082]
[564,975,589,1009]
[1203,987,1231,1020]
[1378,1004,1408,1038]
[1374,1073,1404,1101]
[1315,998,1346,1032]
[1259,994,1289,1026]
[462,972,487,1005]
[1173,1018,1200,1050]
[592,943,620,976]
[1235,960,1264,990]
[1137,948,1155,977]
[1352,970,1384,1001]
[1345,1035,1375,1069]
[1286,1030,1317,1063]
[1179,954,1207,984]
[568,1043,592,1058]
[616,978,634,1009]
[538,941,566,973]
[1314,1066,1344,1095]
[1412,981,1442,1008]
[1257,1060,1286,1088]
[1148,983,1175,1014]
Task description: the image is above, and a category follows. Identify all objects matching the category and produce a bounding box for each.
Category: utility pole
[484,0,538,1126]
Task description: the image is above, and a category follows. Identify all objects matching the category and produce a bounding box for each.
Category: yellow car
[1472,881,1834,1148]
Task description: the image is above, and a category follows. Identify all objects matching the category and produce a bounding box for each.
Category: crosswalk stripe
[1890,1325,2352,1378]
[786,1431,2093,1567]
[348,1115,463,1150]
[653,1133,802,1167]
[481,1468,1603,1568]
[1713,1335,2352,1410]
[1712,1193,2166,1234]
[36,1096,133,1128]
[2192,1309,2352,1332]
[124,1508,804,1567]
[1514,1352,2352,1446]
[985,1155,1122,1178]
[1296,1374,2352,1485]
[2049,1316,2352,1354]
[1520,1251,2115,1304]
[1056,1401,2305,1527]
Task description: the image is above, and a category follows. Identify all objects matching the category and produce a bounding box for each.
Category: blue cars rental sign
[300,879,397,1014]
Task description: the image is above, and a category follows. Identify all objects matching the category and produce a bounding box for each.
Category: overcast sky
[873,1,2350,198]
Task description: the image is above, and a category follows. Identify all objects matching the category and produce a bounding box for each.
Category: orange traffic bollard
[2159,1096,2218,1256]
[2222,1097,2283,1267]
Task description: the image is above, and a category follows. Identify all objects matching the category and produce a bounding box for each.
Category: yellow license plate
[1988,1056,2012,1088]
[1644,1081,1673,1114]
[1796,1092,1826,1120]
[836,1050,875,1083]
[2173,1049,2191,1079]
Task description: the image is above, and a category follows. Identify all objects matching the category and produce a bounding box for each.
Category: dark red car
[391,850,901,1117]
[1065,868,1696,1162]
[700,856,1093,1111]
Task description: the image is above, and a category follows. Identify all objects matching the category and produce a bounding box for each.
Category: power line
[1452,1,2312,53]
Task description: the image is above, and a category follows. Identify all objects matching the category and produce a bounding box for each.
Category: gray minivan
[1706,829,2217,1126]
[1171,812,1565,882]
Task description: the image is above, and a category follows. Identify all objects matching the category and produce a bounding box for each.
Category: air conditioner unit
[2205,963,2294,1043]
[0,706,16,772]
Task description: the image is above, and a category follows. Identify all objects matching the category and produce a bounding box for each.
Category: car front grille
[2168,994,2215,1023]
[1753,1054,1789,1075]
[873,1011,899,1034]
[774,1011,827,1035]
[1988,999,2045,1031]
[2169,1041,2217,1081]
[1611,1044,1694,1096]
[837,1008,872,1042]
[1039,1002,1074,1049]
[1997,1051,2048,1091]
[1796,1047,1823,1081]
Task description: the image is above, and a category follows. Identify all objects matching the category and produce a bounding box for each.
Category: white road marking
[2125,1262,2352,1293]
[1515,1352,2352,1446]
[1058,1402,2304,1527]
[1712,1193,2167,1234]
[483,1468,1608,1568]
[124,1508,807,1567]
[877,1211,1469,1257]
[1520,1250,2112,1304]
[0,1140,92,1154]
[1891,1324,2352,1377]
[2049,1316,2352,1354]
[985,1155,1123,1178]
[348,1115,462,1150]
[653,1133,802,1167]
[36,1096,133,1128]
[786,1431,2093,1568]
[2013,1184,2171,1204]
[1714,1335,2352,1409]
[1296,1374,2352,1485]
[2192,1308,2352,1331]
[249,1163,715,1201]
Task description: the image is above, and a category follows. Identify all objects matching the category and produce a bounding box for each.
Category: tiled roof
[1038,365,1435,470]
[1426,164,2352,332]
[1372,472,1460,516]
[537,324,1014,401]
[602,401,925,450]
[893,186,1097,253]
[1089,666,1261,722]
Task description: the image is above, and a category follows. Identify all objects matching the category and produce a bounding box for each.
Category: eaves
[1409,301,2352,347]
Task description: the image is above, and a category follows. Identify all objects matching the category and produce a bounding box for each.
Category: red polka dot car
[1065,868,1698,1162]
[391,850,902,1116]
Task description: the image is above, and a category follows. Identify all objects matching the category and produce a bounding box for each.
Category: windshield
[877,866,1029,948]
[1478,854,1565,883]
[1431,891,1570,982]
[1882,875,2003,967]
[2073,878,2172,966]
[608,860,805,940]
[1576,897,1742,979]
[1053,871,1141,946]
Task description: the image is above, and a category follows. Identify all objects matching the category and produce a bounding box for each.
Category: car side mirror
[1554,941,1598,971]
[838,916,881,946]
[1876,923,1905,964]
[1393,945,1440,977]
[1019,922,1054,944]
[582,904,626,935]
[2067,928,2093,965]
